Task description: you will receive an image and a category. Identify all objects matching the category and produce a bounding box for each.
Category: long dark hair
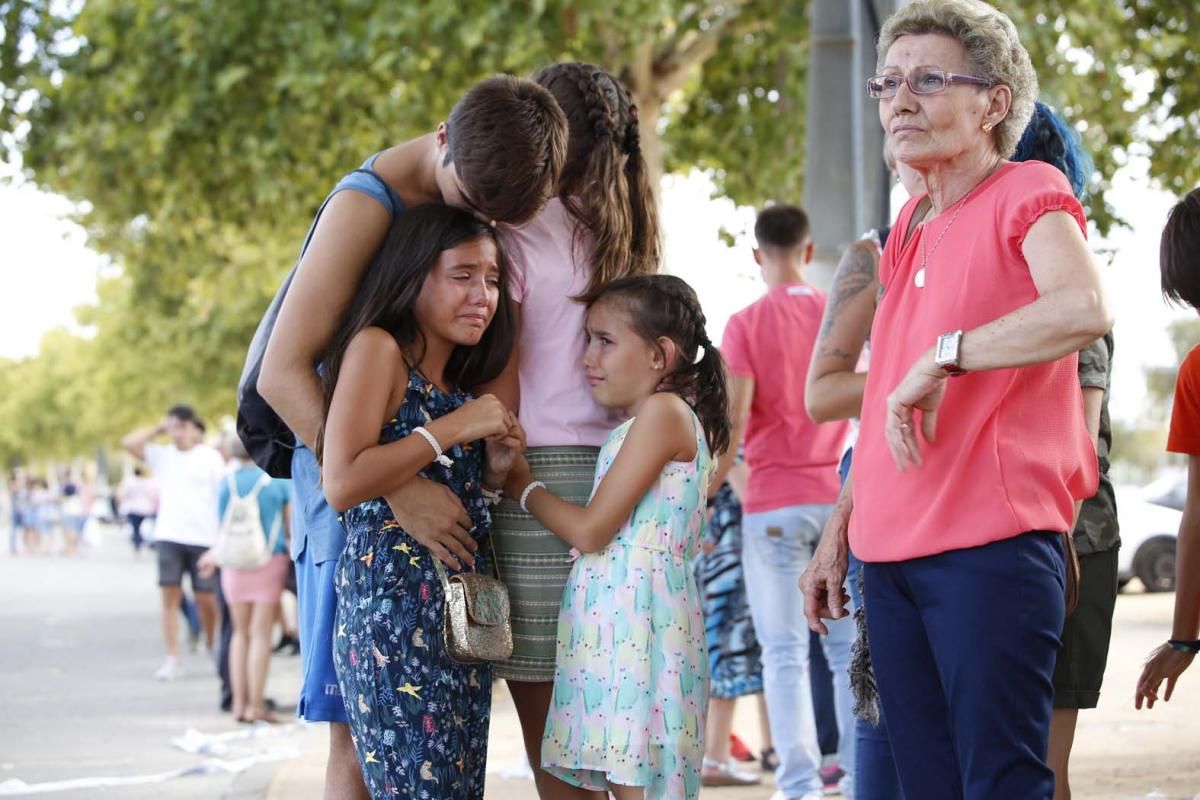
[534,62,661,298]
[587,274,730,456]
[315,204,516,463]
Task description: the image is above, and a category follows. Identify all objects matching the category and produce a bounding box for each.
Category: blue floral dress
[333,370,493,799]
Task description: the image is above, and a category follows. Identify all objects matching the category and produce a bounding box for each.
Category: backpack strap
[221,473,240,525]
[244,472,272,502]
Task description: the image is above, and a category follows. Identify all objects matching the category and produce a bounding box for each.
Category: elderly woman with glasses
[799,1,1112,798]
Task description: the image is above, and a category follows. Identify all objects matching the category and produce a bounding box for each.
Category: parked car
[1116,471,1183,593]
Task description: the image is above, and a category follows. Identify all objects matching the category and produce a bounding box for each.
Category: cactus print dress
[333,369,493,799]
[541,409,713,799]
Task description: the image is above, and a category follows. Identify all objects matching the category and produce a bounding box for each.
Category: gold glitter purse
[432,536,513,664]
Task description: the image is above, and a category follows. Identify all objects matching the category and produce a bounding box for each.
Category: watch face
[936,335,956,363]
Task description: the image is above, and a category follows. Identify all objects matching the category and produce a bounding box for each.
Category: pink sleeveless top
[850,161,1098,562]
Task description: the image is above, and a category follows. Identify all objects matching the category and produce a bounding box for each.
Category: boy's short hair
[1161,187,1200,309]
[755,204,811,250]
[446,76,567,225]
[166,403,206,433]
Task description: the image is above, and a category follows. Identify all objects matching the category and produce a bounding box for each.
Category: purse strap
[431,533,502,590]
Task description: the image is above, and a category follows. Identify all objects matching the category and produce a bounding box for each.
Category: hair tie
[594,123,614,139]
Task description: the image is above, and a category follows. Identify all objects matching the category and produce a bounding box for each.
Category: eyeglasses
[867,68,991,99]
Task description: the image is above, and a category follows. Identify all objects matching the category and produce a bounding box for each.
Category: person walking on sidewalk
[118,465,159,554]
[202,437,292,723]
[122,404,225,680]
[711,205,855,800]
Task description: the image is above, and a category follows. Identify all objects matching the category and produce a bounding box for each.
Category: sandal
[701,757,761,787]
[761,747,780,772]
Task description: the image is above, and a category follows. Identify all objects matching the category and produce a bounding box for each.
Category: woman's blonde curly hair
[878,0,1037,158]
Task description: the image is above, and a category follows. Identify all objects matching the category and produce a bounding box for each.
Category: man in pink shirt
[714,205,854,800]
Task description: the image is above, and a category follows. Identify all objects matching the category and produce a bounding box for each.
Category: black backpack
[236,168,398,477]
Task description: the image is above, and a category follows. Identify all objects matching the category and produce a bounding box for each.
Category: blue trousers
[863,532,1065,800]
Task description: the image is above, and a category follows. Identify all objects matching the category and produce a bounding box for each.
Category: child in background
[506,274,730,800]
[1137,186,1200,707]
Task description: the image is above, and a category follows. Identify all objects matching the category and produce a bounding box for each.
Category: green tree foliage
[0,0,1197,462]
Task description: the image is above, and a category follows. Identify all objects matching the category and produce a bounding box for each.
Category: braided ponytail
[534,62,662,299]
[587,274,731,456]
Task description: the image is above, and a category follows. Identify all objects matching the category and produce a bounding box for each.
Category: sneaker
[272,634,298,654]
[768,792,824,800]
[153,656,181,681]
[701,757,760,787]
[820,763,846,795]
[729,733,755,762]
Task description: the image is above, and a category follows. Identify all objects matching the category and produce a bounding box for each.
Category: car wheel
[1133,537,1176,593]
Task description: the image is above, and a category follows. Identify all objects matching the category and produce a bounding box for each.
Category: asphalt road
[0,524,309,799]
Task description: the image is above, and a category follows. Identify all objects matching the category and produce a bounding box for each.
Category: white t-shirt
[144,443,225,547]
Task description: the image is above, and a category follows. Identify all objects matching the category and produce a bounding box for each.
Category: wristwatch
[1168,639,1200,655]
[934,330,967,376]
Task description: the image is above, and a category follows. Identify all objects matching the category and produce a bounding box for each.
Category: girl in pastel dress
[503,274,731,800]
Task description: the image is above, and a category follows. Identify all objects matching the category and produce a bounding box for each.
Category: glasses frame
[867,68,992,99]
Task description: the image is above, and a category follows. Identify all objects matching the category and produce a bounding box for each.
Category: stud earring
[982,122,993,132]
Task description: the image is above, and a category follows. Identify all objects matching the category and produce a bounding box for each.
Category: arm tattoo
[819,242,879,339]
[816,345,854,361]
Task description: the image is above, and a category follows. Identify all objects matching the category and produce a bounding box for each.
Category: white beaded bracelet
[413,426,453,468]
[519,481,546,514]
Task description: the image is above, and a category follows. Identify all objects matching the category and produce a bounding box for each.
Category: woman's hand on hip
[799,503,852,635]
[1136,644,1195,709]
[886,348,948,470]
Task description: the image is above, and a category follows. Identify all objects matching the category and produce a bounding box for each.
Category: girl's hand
[1136,643,1195,709]
[885,349,948,470]
[485,421,526,487]
[502,455,535,499]
[444,394,515,444]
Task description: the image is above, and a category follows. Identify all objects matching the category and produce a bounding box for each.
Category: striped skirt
[491,446,600,682]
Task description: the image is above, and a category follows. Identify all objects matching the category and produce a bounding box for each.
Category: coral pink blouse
[850,161,1098,562]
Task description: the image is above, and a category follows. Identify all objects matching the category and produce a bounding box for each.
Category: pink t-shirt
[850,161,1099,562]
[722,282,849,513]
[501,199,621,448]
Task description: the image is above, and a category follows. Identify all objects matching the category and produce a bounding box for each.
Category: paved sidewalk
[266,684,778,799]
[267,592,1200,799]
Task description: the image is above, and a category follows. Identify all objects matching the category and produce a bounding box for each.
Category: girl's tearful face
[415,235,501,347]
[582,300,666,413]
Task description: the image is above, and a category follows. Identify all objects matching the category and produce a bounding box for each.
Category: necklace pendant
[915,268,926,288]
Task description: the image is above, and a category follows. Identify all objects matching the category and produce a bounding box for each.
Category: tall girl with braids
[488,61,660,799]
[504,274,730,800]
